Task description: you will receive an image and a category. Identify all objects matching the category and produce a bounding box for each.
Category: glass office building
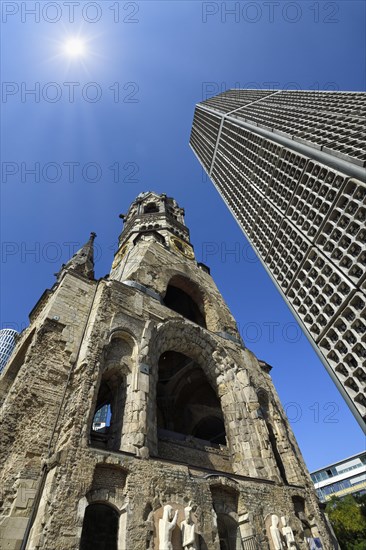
[0,328,18,374]
[311,451,366,502]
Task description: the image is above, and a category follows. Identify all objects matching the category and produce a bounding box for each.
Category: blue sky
[1,1,365,471]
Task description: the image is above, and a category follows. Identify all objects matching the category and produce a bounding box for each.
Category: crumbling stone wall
[0,192,336,549]
[0,272,97,549]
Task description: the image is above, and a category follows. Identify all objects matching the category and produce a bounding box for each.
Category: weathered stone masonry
[0,193,336,549]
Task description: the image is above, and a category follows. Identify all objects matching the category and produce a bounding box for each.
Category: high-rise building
[311,451,366,503]
[190,89,366,432]
[0,193,335,549]
[91,403,110,431]
[0,328,18,374]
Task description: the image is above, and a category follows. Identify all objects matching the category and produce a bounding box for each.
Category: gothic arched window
[258,389,288,484]
[163,276,206,328]
[90,334,133,451]
[144,202,159,214]
[90,373,125,451]
[157,351,226,445]
[80,503,119,550]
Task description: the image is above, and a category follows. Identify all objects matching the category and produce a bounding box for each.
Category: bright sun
[63,38,86,57]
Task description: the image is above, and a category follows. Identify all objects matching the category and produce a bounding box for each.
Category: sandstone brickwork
[0,193,336,549]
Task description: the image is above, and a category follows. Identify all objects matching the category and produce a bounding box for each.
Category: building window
[164,285,206,327]
[258,389,288,484]
[90,376,125,451]
[79,503,119,550]
[163,276,207,328]
[92,403,111,432]
[157,351,226,446]
[89,334,134,451]
[192,416,226,445]
[144,202,159,214]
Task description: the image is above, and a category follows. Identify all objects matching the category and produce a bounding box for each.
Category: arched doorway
[79,503,119,550]
[210,485,241,550]
[217,514,241,550]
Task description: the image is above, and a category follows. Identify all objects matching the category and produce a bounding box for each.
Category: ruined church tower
[0,192,335,549]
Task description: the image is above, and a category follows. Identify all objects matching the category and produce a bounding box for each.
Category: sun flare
[63,38,86,57]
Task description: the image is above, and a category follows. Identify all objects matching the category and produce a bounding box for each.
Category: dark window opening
[292,496,311,536]
[292,496,306,516]
[144,202,159,214]
[80,503,118,550]
[163,285,206,328]
[174,240,184,252]
[193,416,226,445]
[267,422,288,484]
[157,351,226,446]
[258,390,288,484]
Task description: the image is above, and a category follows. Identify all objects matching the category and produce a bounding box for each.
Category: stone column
[120,321,154,457]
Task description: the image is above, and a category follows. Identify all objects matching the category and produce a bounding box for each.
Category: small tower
[57,231,96,281]
[0,194,336,549]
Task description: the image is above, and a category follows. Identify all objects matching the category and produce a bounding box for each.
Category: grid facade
[190,89,366,431]
[200,89,366,167]
[311,451,366,502]
[0,329,18,373]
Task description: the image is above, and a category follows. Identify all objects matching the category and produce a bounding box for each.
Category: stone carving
[281,517,295,548]
[270,515,284,550]
[180,504,197,550]
[158,504,178,550]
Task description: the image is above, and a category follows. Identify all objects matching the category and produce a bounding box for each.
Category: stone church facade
[0,193,335,549]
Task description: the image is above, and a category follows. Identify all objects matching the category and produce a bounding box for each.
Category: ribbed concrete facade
[190,89,366,432]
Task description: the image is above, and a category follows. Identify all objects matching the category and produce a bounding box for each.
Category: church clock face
[170,236,195,259]
[112,243,129,269]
